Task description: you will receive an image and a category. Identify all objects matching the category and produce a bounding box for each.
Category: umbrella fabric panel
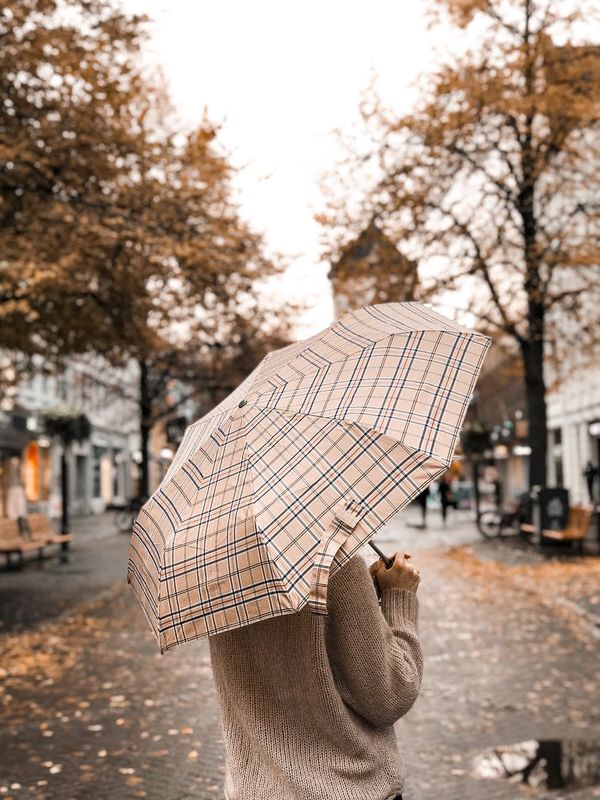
[161,303,486,491]
[128,425,227,641]
[151,402,301,651]
[159,408,228,489]
[250,330,487,463]
[159,361,269,488]
[246,407,446,553]
[341,302,476,336]
[159,467,300,650]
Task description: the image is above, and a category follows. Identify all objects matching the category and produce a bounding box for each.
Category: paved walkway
[0,511,598,799]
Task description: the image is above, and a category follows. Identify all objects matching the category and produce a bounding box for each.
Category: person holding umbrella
[208,549,421,800]
[128,302,490,799]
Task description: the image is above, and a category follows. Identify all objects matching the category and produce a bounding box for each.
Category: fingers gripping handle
[308,501,362,616]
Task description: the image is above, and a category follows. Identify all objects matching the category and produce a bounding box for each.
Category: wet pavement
[0,514,129,632]
[472,737,600,791]
[0,508,599,799]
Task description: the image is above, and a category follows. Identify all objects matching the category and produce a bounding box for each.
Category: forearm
[326,558,424,729]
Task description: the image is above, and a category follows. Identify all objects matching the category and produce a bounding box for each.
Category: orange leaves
[318,0,600,440]
[429,0,491,29]
[0,0,284,372]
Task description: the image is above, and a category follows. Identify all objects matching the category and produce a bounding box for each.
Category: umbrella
[128,302,490,653]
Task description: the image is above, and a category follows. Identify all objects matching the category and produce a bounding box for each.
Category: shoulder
[328,553,378,609]
[331,552,369,583]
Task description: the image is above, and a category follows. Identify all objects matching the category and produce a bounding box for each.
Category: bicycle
[477,496,529,539]
[113,496,146,534]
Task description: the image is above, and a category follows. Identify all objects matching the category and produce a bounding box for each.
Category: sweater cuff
[379,588,419,626]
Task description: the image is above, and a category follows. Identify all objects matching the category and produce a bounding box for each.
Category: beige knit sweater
[208,553,423,800]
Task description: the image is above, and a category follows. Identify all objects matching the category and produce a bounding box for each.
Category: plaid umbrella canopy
[128,302,490,653]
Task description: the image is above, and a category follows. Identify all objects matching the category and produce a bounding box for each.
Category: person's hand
[369,552,420,595]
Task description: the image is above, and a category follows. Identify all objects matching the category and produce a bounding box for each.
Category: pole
[472,457,481,522]
[60,441,70,560]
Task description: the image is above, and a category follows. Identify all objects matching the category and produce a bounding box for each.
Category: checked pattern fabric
[128,302,490,653]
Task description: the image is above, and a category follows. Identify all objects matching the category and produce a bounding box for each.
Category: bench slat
[541,505,593,542]
[25,514,73,545]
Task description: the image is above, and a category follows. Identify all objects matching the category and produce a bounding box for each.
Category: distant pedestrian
[438,473,457,524]
[415,486,430,527]
[6,458,27,534]
[583,461,597,503]
[493,476,503,510]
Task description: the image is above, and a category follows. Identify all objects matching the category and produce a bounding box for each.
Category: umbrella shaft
[368,541,394,569]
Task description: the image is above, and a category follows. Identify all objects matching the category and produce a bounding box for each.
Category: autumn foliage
[319,0,600,488]
[0,0,292,492]
[0,0,284,366]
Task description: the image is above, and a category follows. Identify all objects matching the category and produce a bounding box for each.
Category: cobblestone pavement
[0,511,599,800]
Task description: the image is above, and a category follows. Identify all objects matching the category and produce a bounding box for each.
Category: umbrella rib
[247,403,453,467]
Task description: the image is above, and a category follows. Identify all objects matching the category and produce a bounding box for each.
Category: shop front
[0,410,51,517]
[21,438,53,512]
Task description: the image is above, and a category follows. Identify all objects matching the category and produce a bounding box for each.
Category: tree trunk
[60,445,69,534]
[516,0,548,491]
[139,358,152,499]
[521,338,548,489]
[60,442,70,559]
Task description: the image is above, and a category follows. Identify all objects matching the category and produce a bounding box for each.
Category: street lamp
[43,405,92,559]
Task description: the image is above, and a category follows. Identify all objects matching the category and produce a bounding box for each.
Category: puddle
[473,738,600,791]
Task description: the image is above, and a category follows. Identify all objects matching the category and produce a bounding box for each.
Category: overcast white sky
[122,1,446,334]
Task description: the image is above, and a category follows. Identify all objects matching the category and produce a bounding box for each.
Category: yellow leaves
[0,583,123,684]
[1,1,282,368]
[445,543,600,641]
[430,0,490,29]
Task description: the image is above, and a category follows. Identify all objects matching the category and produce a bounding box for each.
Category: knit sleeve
[324,554,424,729]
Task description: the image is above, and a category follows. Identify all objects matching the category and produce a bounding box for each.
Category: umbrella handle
[368,540,395,569]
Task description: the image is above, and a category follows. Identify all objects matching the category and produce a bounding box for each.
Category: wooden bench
[541,505,594,552]
[25,513,73,547]
[0,518,45,568]
[519,522,537,535]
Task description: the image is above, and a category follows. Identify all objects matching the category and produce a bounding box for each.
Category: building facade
[328,222,419,320]
[546,364,600,504]
[467,341,600,504]
[0,357,140,519]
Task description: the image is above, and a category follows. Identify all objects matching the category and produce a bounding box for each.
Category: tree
[99,120,287,497]
[0,0,148,361]
[319,0,600,489]
[0,0,291,499]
